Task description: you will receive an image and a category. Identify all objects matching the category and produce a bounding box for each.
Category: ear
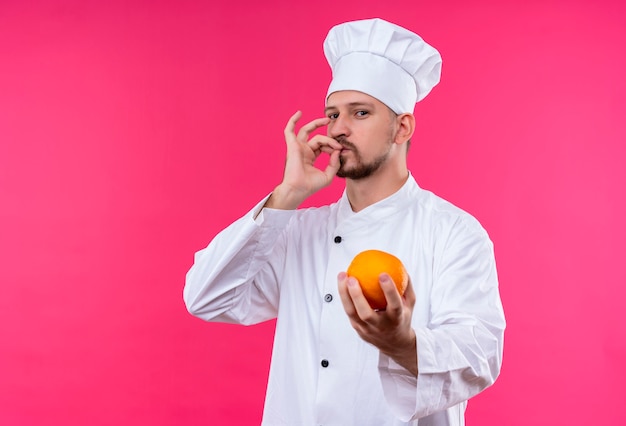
[394,113,415,145]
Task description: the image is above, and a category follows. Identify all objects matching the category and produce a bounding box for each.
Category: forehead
[325,90,386,110]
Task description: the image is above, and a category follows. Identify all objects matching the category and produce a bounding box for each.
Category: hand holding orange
[346,250,408,310]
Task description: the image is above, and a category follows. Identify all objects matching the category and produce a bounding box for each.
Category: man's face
[324,91,398,180]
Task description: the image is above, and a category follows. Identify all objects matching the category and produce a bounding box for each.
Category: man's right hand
[265,111,342,210]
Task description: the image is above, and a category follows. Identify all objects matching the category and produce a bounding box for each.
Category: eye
[355,110,369,117]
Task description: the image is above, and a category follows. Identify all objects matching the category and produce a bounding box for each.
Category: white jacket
[184,175,506,425]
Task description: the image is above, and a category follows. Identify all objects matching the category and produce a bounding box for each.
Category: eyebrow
[324,101,376,114]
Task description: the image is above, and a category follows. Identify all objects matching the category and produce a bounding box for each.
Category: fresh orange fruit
[346,249,408,310]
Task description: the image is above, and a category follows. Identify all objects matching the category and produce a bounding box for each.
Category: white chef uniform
[184,174,506,425]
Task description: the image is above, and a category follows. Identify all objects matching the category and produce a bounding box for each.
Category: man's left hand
[337,272,418,376]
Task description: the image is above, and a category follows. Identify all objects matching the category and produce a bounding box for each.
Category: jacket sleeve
[378,217,506,421]
[183,197,296,325]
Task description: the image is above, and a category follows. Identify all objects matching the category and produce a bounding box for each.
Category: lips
[335,137,355,155]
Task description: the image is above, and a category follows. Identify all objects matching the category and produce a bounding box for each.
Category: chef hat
[323,18,442,114]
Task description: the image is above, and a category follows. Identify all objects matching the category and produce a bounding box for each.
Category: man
[184,18,505,425]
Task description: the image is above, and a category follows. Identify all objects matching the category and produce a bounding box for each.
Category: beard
[335,137,393,180]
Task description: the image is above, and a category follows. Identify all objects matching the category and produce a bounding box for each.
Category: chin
[337,168,373,180]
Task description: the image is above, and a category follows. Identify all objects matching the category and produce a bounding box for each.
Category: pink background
[1,0,625,424]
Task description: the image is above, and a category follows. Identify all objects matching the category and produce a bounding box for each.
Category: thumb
[323,149,341,182]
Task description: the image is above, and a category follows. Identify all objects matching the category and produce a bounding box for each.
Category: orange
[346,249,408,310]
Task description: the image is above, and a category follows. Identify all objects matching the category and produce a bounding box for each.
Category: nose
[327,115,350,139]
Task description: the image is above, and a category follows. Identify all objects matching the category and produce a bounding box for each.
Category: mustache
[334,136,357,150]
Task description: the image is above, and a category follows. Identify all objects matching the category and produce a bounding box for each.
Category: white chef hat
[323,18,442,114]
